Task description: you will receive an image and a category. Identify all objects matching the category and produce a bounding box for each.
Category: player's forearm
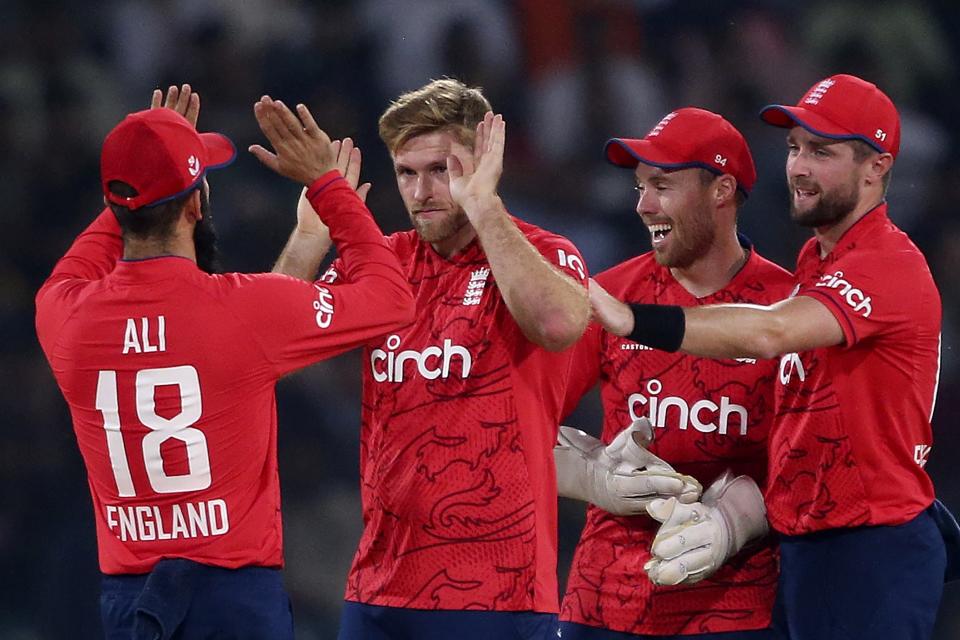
[620,298,832,360]
[681,304,786,360]
[470,197,589,351]
[682,295,847,359]
[273,228,331,281]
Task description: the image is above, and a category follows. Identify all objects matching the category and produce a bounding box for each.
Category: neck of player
[123,219,198,264]
[432,224,479,259]
[671,228,748,299]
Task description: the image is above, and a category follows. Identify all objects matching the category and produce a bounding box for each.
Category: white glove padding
[643,471,768,586]
[554,418,702,516]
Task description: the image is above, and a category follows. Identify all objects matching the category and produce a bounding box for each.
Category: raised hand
[447,111,504,215]
[248,96,336,186]
[150,84,200,128]
[334,137,372,202]
[293,137,371,238]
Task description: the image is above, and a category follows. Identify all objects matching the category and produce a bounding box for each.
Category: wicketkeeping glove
[554,418,702,516]
[643,470,768,586]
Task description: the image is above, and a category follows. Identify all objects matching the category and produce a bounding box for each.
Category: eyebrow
[395,159,448,171]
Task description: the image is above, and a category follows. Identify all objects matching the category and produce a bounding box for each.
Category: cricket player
[35,85,414,638]
[591,74,948,640]
[275,78,591,639]
[553,108,792,639]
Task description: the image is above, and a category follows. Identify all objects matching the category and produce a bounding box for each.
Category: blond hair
[379,78,491,154]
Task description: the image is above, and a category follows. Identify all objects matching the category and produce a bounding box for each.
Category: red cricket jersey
[35,173,413,575]
[560,246,794,635]
[321,217,588,613]
[768,204,940,534]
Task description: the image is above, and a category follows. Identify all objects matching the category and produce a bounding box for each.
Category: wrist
[626,304,686,352]
[462,194,504,226]
[306,170,343,194]
[291,225,329,243]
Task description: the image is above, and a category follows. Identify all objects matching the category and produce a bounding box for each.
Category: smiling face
[633,164,717,269]
[393,129,474,254]
[785,127,865,228]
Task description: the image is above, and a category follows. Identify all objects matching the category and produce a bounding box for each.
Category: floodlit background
[2,1,958,637]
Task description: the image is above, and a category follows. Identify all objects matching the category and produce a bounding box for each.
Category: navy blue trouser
[338,601,559,640]
[559,621,783,639]
[773,505,946,640]
[100,559,293,640]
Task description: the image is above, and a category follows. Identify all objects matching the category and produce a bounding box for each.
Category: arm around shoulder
[680,295,845,360]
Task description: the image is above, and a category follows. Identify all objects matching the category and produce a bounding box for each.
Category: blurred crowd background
[2,0,958,637]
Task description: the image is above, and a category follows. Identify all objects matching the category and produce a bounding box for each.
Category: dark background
[2,1,958,637]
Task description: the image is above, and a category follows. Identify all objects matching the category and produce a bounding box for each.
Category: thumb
[627,418,655,447]
[646,497,676,523]
[357,182,372,203]
[249,145,280,173]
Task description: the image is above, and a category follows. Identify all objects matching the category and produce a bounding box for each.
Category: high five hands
[294,137,372,238]
[151,84,200,128]
[447,111,505,217]
[248,96,337,186]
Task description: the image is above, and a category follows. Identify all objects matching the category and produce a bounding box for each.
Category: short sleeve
[527,233,589,287]
[797,249,914,347]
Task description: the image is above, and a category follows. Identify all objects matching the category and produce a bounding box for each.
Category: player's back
[37,179,414,577]
[44,257,315,574]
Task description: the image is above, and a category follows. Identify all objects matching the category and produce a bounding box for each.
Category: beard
[409,206,470,244]
[654,198,716,270]
[193,189,221,274]
[790,178,859,228]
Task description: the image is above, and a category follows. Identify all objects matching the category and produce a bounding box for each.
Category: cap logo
[875,129,888,142]
[803,78,836,105]
[187,155,201,177]
[714,154,728,167]
[647,112,677,138]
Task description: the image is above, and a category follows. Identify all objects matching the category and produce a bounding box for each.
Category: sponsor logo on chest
[778,352,806,385]
[626,378,749,436]
[370,334,473,382]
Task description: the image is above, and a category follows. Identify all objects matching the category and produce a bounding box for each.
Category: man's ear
[183,189,203,221]
[714,174,738,207]
[865,152,894,188]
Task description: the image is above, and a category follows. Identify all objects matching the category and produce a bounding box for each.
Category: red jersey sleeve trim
[799,289,858,347]
[306,171,345,200]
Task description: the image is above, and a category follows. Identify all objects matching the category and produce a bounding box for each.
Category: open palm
[447,112,505,211]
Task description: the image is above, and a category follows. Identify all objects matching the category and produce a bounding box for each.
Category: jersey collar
[111,255,201,281]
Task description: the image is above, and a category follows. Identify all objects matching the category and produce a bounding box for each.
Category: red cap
[101,108,236,210]
[759,74,900,158]
[604,107,757,196]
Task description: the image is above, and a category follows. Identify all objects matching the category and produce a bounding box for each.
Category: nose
[413,174,432,202]
[787,151,810,181]
[635,187,658,217]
